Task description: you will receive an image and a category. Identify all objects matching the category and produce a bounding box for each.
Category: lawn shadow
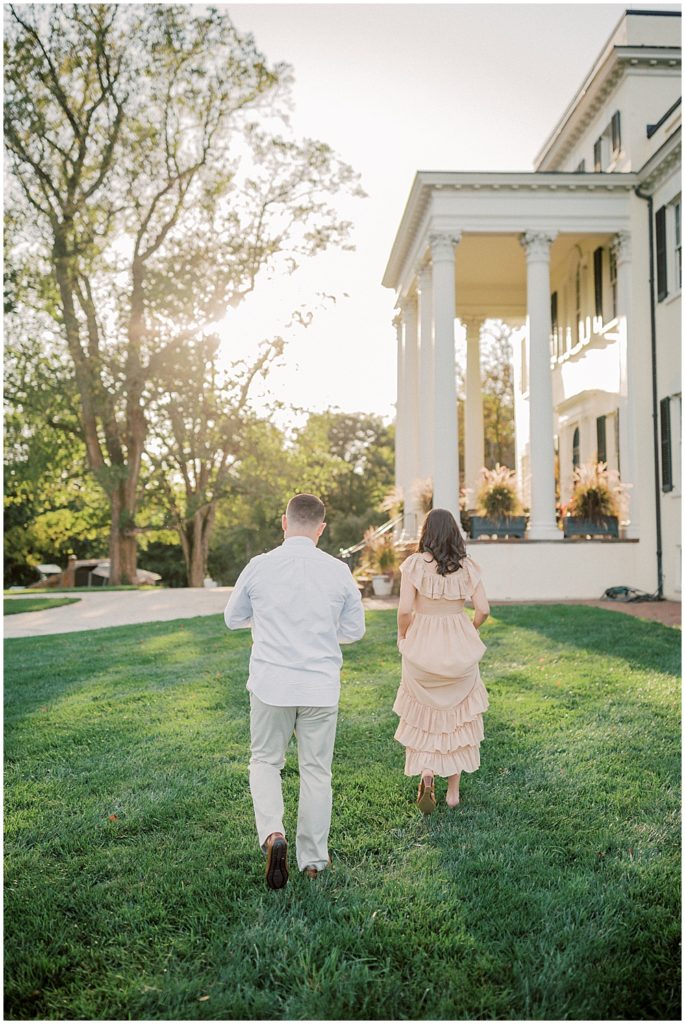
[487,604,680,679]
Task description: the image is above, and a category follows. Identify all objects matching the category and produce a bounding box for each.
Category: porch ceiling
[454,232,613,321]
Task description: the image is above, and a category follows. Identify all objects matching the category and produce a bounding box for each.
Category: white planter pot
[372,575,393,597]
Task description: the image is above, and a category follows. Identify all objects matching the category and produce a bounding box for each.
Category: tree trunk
[182,503,217,587]
[108,481,139,585]
[188,512,205,588]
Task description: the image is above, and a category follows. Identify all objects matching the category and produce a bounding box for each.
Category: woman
[394,508,490,813]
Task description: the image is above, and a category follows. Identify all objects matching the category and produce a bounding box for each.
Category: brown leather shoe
[303,857,332,879]
[265,834,288,890]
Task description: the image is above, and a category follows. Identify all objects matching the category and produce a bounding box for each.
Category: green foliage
[290,411,395,554]
[457,321,516,483]
[136,541,188,589]
[3,607,680,1019]
[207,411,395,583]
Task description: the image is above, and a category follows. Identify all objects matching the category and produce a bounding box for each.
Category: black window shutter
[593,247,603,317]
[660,397,673,492]
[596,415,607,464]
[593,139,602,172]
[572,427,580,469]
[656,206,668,301]
[611,111,621,155]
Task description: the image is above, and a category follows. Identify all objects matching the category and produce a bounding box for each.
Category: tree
[4,3,363,583]
[481,321,516,469]
[290,411,395,553]
[146,334,285,587]
[457,320,516,483]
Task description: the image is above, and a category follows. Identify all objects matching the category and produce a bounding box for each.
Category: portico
[384,173,651,598]
[385,171,638,537]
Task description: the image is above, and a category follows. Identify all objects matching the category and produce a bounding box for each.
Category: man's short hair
[286,493,325,527]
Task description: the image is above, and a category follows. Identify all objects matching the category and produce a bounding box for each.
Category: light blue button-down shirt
[224,536,366,707]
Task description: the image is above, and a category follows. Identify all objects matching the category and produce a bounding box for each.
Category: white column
[520,231,562,540]
[463,316,485,505]
[401,293,420,538]
[417,263,434,483]
[430,232,461,518]
[393,311,405,536]
[614,232,639,537]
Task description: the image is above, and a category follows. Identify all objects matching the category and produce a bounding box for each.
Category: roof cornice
[535,44,681,171]
[382,171,638,289]
[637,124,682,193]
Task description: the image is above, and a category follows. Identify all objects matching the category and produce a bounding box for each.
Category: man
[224,493,365,890]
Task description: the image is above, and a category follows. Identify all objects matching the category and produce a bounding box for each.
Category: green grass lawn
[4,597,81,616]
[4,607,680,1021]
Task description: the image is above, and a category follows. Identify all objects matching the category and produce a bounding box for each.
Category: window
[593,138,602,172]
[597,415,607,464]
[675,201,681,290]
[551,291,558,356]
[609,246,618,319]
[660,397,673,492]
[593,247,603,318]
[576,159,586,173]
[572,427,580,470]
[656,205,668,300]
[611,111,621,156]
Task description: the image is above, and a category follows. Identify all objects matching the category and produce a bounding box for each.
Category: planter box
[470,515,527,539]
[563,515,619,539]
[371,575,393,597]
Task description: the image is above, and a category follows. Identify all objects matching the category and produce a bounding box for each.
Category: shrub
[568,462,630,520]
[476,465,522,518]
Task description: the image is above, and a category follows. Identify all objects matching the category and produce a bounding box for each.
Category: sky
[216,0,680,423]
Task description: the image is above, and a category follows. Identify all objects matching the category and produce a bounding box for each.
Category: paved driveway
[3,588,235,639]
[4,589,679,639]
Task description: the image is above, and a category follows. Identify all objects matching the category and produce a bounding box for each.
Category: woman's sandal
[416,773,436,815]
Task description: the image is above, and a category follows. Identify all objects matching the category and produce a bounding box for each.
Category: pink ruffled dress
[393,552,489,777]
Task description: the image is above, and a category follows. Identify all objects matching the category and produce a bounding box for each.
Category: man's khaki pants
[249,692,338,873]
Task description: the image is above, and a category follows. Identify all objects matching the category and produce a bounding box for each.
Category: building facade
[384,8,681,601]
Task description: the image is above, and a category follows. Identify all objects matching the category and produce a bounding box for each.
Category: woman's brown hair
[417,508,466,576]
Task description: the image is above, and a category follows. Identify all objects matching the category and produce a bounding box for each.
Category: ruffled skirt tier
[393,611,489,777]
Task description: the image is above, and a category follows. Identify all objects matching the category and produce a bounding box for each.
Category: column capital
[519,231,557,261]
[398,292,418,317]
[417,261,432,291]
[392,311,403,332]
[461,315,484,338]
[611,230,631,265]
[429,231,461,262]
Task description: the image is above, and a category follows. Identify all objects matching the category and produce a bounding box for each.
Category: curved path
[4,588,679,640]
[3,588,236,639]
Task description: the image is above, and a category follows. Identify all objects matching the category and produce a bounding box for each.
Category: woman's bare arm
[397,573,416,642]
[471,581,490,630]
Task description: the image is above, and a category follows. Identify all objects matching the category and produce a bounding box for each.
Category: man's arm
[337,575,366,644]
[224,564,254,629]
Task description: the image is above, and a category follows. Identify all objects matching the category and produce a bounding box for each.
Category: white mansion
[384,8,681,601]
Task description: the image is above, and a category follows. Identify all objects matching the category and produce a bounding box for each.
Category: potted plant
[563,462,628,538]
[470,465,527,539]
[371,536,397,596]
